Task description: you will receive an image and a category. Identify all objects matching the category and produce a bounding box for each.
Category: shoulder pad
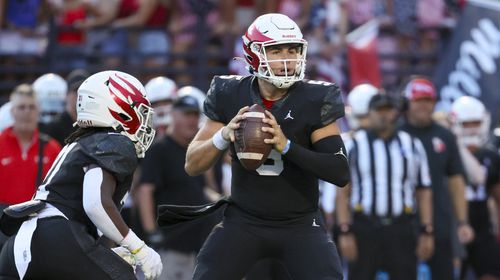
[302,80,345,129]
[81,132,137,181]
[204,75,246,123]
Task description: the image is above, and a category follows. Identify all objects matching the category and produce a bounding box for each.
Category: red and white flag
[346,19,381,89]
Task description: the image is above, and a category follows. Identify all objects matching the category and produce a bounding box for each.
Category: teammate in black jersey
[184,13,349,280]
[0,71,162,280]
[449,96,500,280]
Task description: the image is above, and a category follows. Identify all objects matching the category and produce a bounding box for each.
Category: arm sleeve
[285,135,350,187]
[82,167,125,244]
[414,138,432,188]
[312,83,345,131]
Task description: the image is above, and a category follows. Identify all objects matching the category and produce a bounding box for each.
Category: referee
[337,94,434,279]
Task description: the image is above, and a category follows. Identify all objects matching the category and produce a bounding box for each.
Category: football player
[449,96,500,280]
[184,13,349,279]
[144,76,178,140]
[32,73,68,125]
[0,71,162,280]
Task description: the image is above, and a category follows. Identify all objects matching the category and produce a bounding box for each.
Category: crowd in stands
[0,0,464,99]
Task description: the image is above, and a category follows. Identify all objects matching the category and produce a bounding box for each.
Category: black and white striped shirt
[348,129,431,217]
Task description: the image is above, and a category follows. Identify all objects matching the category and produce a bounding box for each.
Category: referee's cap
[404,78,436,101]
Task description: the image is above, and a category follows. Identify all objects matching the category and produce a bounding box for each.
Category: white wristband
[120,229,145,254]
[212,128,230,150]
[281,139,291,154]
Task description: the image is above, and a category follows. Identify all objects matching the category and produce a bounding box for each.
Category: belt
[14,203,67,279]
[353,212,414,226]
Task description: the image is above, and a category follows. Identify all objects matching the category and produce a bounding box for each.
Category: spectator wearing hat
[136,95,216,280]
[337,93,434,279]
[400,77,474,280]
[44,69,90,145]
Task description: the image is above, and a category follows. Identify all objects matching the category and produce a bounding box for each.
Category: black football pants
[0,217,135,280]
[193,205,343,280]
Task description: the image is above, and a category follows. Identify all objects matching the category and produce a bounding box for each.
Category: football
[234,104,273,170]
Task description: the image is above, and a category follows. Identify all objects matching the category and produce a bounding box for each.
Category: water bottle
[375,270,389,280]
[417,262,431,280]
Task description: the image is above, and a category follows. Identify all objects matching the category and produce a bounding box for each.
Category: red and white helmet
[33,73,68,124]
[145,76,177,128]
[449,96,490,147]
[76,71,155,158]
[242,13,307,89]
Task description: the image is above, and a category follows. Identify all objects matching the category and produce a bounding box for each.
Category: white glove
[135,244,163,280]
[111,246,137,273]
[120,229,163,280]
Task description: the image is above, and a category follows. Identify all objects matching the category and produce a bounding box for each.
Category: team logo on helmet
[107,74,150,135]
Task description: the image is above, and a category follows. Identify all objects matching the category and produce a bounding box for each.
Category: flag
[433,0,500,122]
[346,19,381,89]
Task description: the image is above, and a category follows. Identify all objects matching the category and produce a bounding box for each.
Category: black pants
[348,214,417,280]
[0,217,135,280]
[462,231,500,278]
[428,237,454,280]
[193,205,343,280]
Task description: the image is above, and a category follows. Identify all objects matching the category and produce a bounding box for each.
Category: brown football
[234,104,273,170]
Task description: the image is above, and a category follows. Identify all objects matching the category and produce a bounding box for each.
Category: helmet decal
[107,74,149,134]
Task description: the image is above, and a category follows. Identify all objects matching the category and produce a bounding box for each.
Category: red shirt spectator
[57,6,87,44]
[0,84,61,206]
[0,127,61,205]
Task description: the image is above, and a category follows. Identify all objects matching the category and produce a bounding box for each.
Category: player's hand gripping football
[262,110,288,153]
[221,106,249,142]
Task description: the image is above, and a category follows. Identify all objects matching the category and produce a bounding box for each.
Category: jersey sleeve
[84,134,138,182]
[312,83,345,131]
[204,76,226,123]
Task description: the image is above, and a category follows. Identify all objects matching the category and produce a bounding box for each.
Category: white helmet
[242,13,308,89]
[32,73,68,124]
[0,102,13,132]
[145,76,177,128]
[145,76,177,104]
[76,71,155,158]
[449,96,490,147]
[348,84,379,116]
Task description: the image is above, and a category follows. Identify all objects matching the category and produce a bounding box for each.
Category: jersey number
[256,150,284,176]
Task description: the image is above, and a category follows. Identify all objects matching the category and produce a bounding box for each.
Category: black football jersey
[33,131,138,232]
[205,75,345,219]
[467,147,500,232]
